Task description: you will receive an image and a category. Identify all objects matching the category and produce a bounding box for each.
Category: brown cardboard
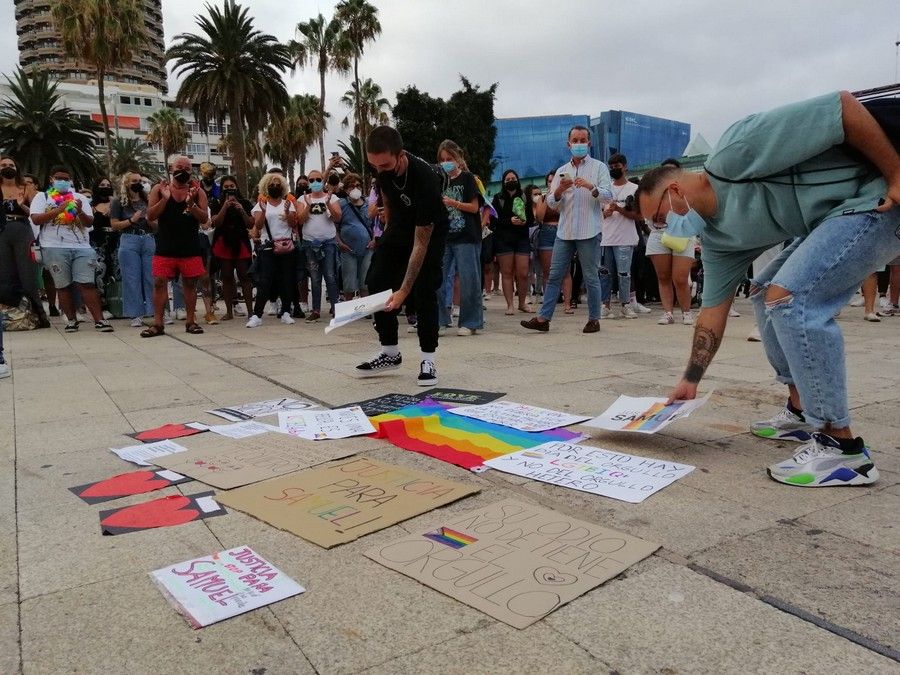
[155,432,356,490]
[216,456,480,548]
[364,498,659,629]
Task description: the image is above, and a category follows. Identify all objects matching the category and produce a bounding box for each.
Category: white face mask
[348,188,363,201]
[532,194,541,204]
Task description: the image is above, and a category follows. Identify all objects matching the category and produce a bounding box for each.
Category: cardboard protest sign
[584,393,712,434]
[99,492,226,535]
[420,389,506,406]
[70,469,190,504]
[151,545,305,629]
[484,441,695,503]
[365,498,658,629]
[447,401,590,432]
[278,406,375,440]
[126,422,209,443]
[216,456,480,548]
[207,398,319,422]
[110,439,190,467]
[207,420,283,439]
[325,289,391,333]
[156,431,357,490]
[343,392,428,417]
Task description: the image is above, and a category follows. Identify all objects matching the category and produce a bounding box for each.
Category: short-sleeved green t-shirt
[700,91,886,307]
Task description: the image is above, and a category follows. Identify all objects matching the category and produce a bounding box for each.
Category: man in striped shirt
[522,125,612,333]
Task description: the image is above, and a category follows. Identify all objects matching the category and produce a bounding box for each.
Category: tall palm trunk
[96,66,114,175]
[299,151,307,176]
[229,98,249,194]
[318,65,326,171]
[353,56,368,185]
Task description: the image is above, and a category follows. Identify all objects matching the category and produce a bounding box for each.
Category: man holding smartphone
[521,125,612,334]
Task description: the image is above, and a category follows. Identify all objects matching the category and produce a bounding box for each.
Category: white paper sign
[207,398,319,422]
[207,420,284,439]
[278,406,376,440]
[484,441,695,503]
[325,289,391,334]
[584,392,712,434]
[150,546,305,628]
[447,400,590,432]
[110,440,190,466]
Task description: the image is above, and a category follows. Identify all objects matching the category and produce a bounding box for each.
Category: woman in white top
[247,172,298,327]
[296,168,343,322]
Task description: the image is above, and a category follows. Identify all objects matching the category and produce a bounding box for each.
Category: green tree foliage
[0,69,101,183]
[392,77,497,180]
[107,137,160,180]
[146,107,190,166]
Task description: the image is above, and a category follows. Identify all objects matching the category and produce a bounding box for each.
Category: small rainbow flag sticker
[423,527,478,549]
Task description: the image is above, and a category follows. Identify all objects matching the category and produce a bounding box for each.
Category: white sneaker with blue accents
[751,406,813,442]
[767,433,878,487]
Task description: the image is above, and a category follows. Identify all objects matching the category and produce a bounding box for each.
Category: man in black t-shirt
[356,125,448,385]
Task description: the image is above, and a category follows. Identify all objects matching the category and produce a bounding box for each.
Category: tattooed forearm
[400,225,434,292]
[684,325,721,383]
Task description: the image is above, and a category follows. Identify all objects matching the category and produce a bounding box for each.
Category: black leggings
[0,220,45,317]
[252,249,296,317]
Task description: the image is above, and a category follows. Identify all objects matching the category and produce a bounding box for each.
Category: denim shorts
[42,246,97,287]
[536,224,558,251]
[494,234,531,256]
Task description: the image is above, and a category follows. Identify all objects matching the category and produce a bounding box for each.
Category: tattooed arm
[384,224,434,311]
[667,297,733,402]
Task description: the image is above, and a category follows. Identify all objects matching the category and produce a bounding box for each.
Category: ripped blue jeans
[749,207,900,429]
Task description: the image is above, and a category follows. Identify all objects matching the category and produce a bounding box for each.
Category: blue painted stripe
[821,467,858,483]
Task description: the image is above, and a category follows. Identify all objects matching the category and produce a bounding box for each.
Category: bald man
[144,156,209,336]
[636,91,900,488]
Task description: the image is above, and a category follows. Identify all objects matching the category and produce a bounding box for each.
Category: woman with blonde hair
[246,172,298,327]
[110,171,154,327]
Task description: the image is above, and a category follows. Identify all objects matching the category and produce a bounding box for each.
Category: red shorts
[152,255,205,279]
[212,238,251,260]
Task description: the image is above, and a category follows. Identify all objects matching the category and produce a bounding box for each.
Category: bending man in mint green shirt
[636,90,900,488]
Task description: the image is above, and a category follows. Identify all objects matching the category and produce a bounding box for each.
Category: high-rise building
[14,0,167,93]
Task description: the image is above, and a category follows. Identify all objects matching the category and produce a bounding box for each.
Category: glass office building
[491,110,690,191]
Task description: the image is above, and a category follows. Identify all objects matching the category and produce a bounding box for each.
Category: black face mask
[267,185,283,198]
[296,184,309,194]
[505,180,519,192]
[96,185,114,198]
[0,168,17,179]
[223,188,238,198]
[130,182,143,194]
[173,170,191,184]
[609,168,624,180]
[327,174,340,186]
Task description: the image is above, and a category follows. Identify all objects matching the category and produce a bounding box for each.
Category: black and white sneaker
[355,352,402,377]
[94,320,114,333]
[417,360,438,386]
[64,320,78,333]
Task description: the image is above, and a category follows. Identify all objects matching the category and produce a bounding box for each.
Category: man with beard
[142,156,209,336]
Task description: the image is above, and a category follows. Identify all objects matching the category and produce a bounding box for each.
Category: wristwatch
[591,187,600,198]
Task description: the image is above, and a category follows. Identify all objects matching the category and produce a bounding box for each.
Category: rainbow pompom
[46,187,79,224]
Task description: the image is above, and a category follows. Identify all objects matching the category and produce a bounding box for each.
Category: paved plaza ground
[2,295,898,674]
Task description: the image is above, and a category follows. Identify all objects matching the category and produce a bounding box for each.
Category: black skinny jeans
[252,249,297,318]
[0,220,45,317]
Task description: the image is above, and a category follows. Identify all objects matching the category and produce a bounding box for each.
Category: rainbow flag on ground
[371,399,583,471]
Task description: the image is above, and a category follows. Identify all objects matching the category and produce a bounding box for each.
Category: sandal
[185,322,204,334]
[140,325,165,338]
[518,306,534,313]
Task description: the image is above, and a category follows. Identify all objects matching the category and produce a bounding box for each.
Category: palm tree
[340,78,390,141]
[335,0,381,152]
[290,13,351,170]
[50,0,145,174]
[108,137,160,179]
[293,93,326,175]
[167,0,292,192]
[146,107,190,166]
[0,69,101,183]
[337,137,364,176]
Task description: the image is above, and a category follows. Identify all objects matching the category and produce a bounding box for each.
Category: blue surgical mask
[52,179,71,193]
[440,161,457,173]
[309,180,324,192]
[665,192,706,237]
[570,143,589,158]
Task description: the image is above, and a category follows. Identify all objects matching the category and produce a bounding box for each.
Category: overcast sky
[1,0,898,167]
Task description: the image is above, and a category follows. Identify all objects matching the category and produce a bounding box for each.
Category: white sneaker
[234,304,247,317]
[0,360,9,379]
[130,317,143,328]
[682,311,695,325]
[457,327,475,336]
[163,311,174,326]
[76,311,90,323]
[280,313,296,325]
[751,406,813,442]
[600,305,612,319]
[300,302,309,313]
[266,301,278,316]
[877,305,897,317]
[747,327,762,342]
[245,315,263,328]
[729,308,741,317]
[878,296,891,310]
[849,296,864,307]
[864,312,881,322]
[102,310,114,320]
[767,433,878,487]
[451,305,460,318]
[437,327,447,336]
[175,308,187,320]
[620,305,638,319]
[657,312,674,325]
[632,302,652,314]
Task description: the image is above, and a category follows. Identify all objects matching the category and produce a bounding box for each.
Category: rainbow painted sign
[584,392,712,434]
